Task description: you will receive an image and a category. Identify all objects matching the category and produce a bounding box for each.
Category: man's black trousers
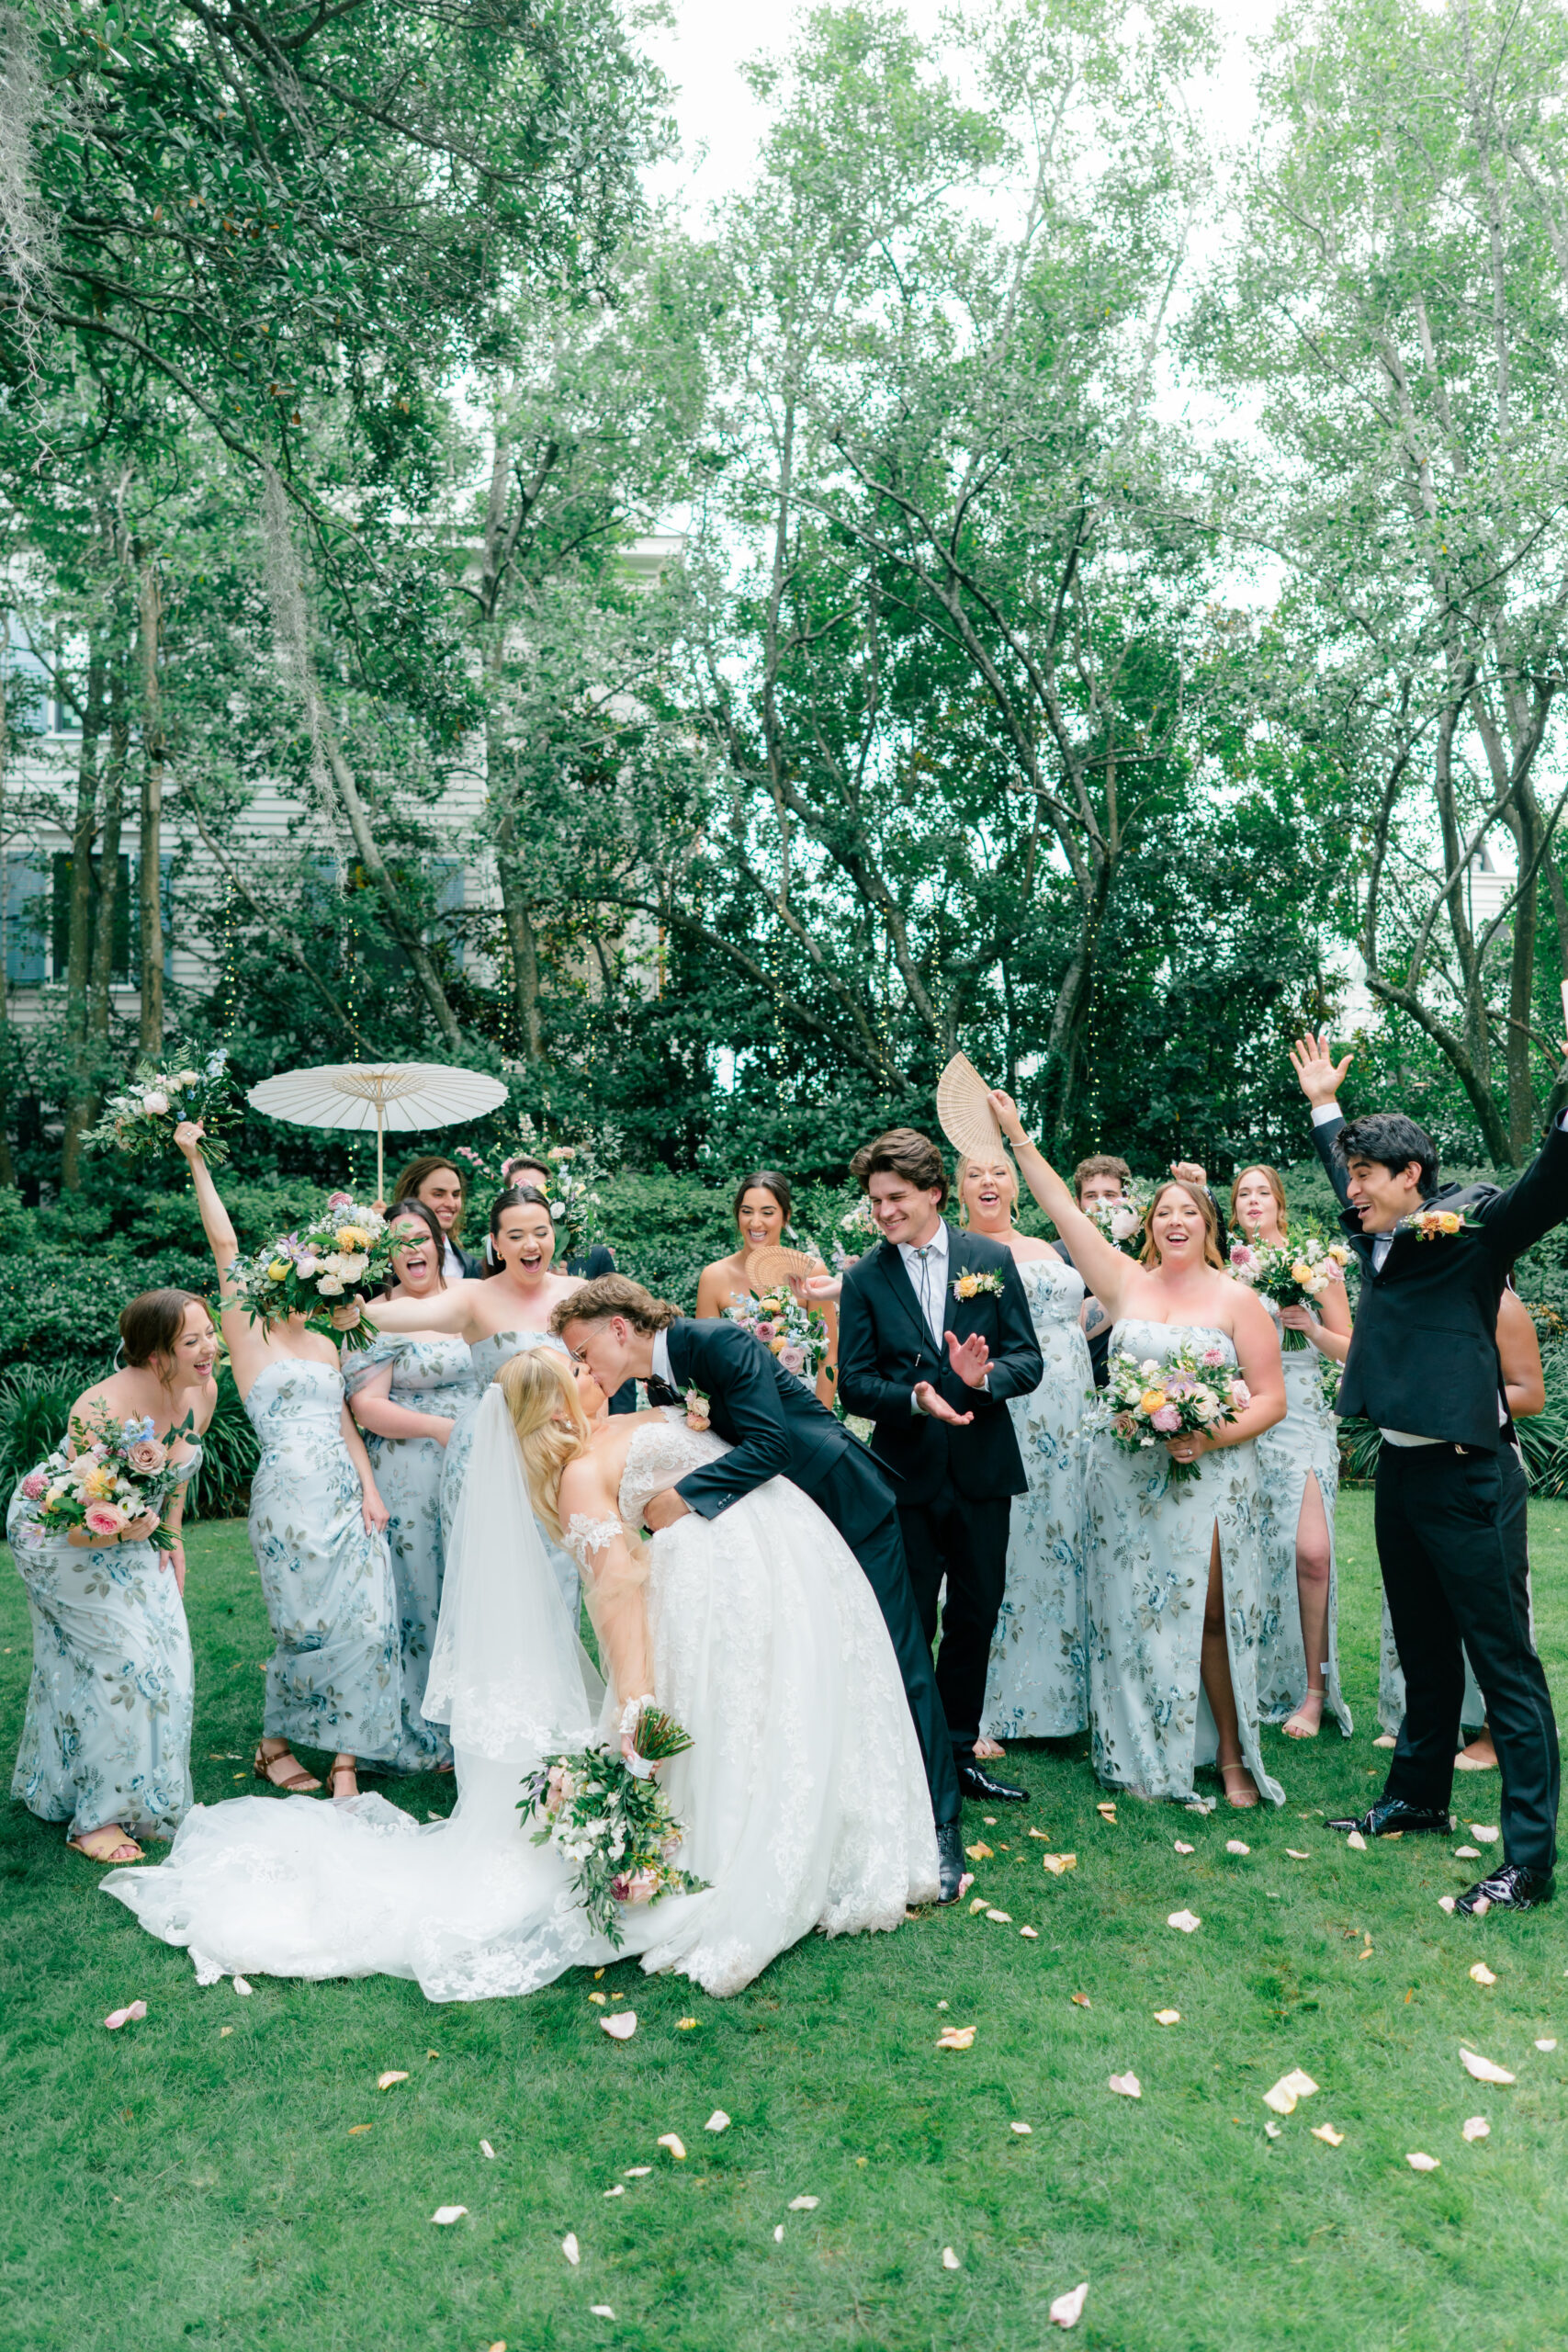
[897,1494,1012,1767]
[1379,1441,1558,1874]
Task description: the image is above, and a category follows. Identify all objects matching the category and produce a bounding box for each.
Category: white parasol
[246,1062,510,1201]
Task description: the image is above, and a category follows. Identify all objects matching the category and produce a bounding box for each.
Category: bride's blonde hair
[497,1348,589,1540]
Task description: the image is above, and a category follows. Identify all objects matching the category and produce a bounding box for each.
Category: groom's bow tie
[646,1375,683,1408]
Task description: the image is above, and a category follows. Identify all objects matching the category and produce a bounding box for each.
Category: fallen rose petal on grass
[480,2139,496,2159]
[1010,2121,1032,2135]
[658,2134,687,2160]
[1020,1926,1040,1939]
[705,2111,730,2133]
[103,2002,147,2031]
[588,1992,607,2006]
[773,2224,784,2243]
[1470,1962,1498,1986]
[1173,1840,1194,1855]
[377,2071,409,2091]
[1346,1831,1368,1851]
[1536,2039,1558,2052]
[1168,1910,1201,1933]
[965,1842,993,1860]
[936,1999,949,2009]
[219,2027,233,2038]
[1264,2121,1281,2140]
[601,2013,637,2041]
[1154,2009,1180,2026]
[936,2025,976,2050]
[624,2166,651,2177]
[1406,2153,1439,2172]
[676,2018,698,2031]
[1311,2125,1345,2146]
[1096,1803,1117,1821]
[1460,2048,1516,2085]
[231,1976,252,1997]
[1049,2282,1089,2329]
[1041,1853,1077,1875]
[1454,1846,1480,1860]
[1071,1993,1091,2008]
[787,2196,819,2211]
[1372,1732,1396,1748]
[1286,1849,1311,1860]
[347,2124,372,2136]
[604,2185,626,2198]
[1224,1840,1250,1857]
[561,2233,581,2265]
[1438,1895,1457,1914]
[969,1897,988,1915]
[1472,1826,1500,1841]
[1462,2117,1490,2141]
[1108,2072,1141,2099]
[942,2248,961,2269]
[985,1909,1012,1924]
[431,2206,467,2225]
[958,1872,976,1898]
[590,2309,615,2321]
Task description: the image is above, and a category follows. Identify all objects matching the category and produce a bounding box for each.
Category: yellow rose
[955,1273,979,1299]
[78,1463,116,1499]
[1437,1211,1461,1234]
[335,1225,370,1252]
[266,1261,289,1283]
[1139,1387,1168,1417]
[1291,1261,1314,1285]
[770,1336,788,1355]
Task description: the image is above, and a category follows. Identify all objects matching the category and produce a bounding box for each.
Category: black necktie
[646,1375,682,1407]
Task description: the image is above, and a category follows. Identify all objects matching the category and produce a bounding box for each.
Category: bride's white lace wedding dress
[104,1403,938,1999]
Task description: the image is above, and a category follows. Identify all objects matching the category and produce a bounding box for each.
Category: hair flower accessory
[953,1270,1006,1301]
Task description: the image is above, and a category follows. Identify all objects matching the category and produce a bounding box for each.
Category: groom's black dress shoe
[1455,1862,1553,1915]
[958,1761,1029,1804]
[935,1821,964,1905]
[1326,1797,1452,1838]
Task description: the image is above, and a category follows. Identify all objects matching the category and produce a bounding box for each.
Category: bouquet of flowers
[832,1190,880,1271]
[1228,1230,1352,1349]
[725,1285,829,1389]
[81,1046,240,1166]
[15,1406,193,1549]
[1084,1180,1154,1258]
[518,1703,707,1948]
[1091,1343,1251,1486]
[229,1192,392,1351]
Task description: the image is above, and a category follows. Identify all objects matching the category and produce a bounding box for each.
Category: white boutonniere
[683,1386,712,1431]
[953,1270,1006,1301]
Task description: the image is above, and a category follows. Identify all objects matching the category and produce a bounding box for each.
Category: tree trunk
[88,654,128,1043]
[60,649,107,1191]
[137,552,164,1051]
[0,617,17,1190]
[318,717,464,1053]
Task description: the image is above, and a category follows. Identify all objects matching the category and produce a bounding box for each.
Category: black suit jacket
[1314,1109,1568,1449]
[836,1227,1043,1505]
[660,1317,896,1542]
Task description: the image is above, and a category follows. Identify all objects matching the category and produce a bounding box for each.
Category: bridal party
[9,1026,1568,2009]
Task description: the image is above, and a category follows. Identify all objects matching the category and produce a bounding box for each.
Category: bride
[104,1351,938,1999]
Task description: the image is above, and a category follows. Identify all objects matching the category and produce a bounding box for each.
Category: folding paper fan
[746,1245,818,1287]
[936,1053,1006,1159]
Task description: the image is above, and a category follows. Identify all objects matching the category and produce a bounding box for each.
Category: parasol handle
[376,1102,385,1207]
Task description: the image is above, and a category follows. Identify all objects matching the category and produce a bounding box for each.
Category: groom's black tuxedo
[1314,1108,1568,1875]
[651,1317,961,1826]
[837,1227,1043,1762]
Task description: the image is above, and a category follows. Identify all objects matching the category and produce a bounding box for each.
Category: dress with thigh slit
[1084,1319,1283,1805]
[1252,1302,1351,1735]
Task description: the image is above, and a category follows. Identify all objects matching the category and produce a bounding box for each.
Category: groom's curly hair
[552,1273,681,1335]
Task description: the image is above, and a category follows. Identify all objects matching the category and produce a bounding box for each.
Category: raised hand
[803,1273,842,1304]
[1289,1031,1353,1106]
[986,1088,1028,1146]
[174,1119,207,1159]
[913,1379,975,1426]
[945,1329,991,1390]
[330,1301,364,1333]
[1170,1159,1207,1188]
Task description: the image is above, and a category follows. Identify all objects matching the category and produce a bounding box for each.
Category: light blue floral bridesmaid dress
[1253,1303,1351,1735]
[246,1360,400,1764]
[440,1329,580,1620]
[981,1254,1090,1740]
[1084,1319,1283,1805]
[344,1334,477,1770]
[8,1449,199,1838]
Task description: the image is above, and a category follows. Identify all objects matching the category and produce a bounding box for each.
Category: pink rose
[327,1193,352,1211]
[753,1320,776,1342]
[84,1502,127,1537]
[1229,1247,1256,1274]
[611,1868,661,1907]
[127,1438,167,1475]
[781,1345,807,1375]
[1150,1405,1181,1433]
[19,1470,47,1499]
[1229,1380,1251,1408]
[1201,1346,1225,1366]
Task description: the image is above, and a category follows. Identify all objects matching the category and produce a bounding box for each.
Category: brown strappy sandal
[67,1825,144,1864]
[253,1743,322,1793]
[322,1757,358,1800]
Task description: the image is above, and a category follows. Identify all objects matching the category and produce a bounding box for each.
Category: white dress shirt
[898,1223,950,1349]
[442,1237,467,1283]
[652,1328,674,1390]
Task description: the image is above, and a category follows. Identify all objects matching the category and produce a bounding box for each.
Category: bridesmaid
[345,1201,478,1771]
[694,1169,839,1408]
[175,1121,400,1800]
[367,1184,582,1613]
[8,1288,218,1862]
[389,1155,484,1281]
[988,1091,1288,1809]
[1230,1163,1353,1741]
[950,1150,1090,1756]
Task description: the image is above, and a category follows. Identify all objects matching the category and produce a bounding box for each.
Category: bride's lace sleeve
[562,1513,652,1712]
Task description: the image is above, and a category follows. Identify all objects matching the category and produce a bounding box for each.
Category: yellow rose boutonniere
[953,1270,1006,1301]
[1398,1206,1479,1241]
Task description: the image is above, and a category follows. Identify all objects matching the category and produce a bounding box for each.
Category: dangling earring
[112,1339,128,1370]
[484,1233,499,1267]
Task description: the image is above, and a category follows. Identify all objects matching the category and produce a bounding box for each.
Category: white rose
[316,1274,344,1296]
[321,1253,346,1277]
[1110,1205,1139,1239]
[175,1069,199,1087]
[141,1091,169,1115]
[337,1253,368,1282]
[1191,1395,1218,1421]
[550,1200,568,1219]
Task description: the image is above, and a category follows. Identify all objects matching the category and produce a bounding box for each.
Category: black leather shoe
[1326,1796,1452,1838]
[957,1760,1029,1804]
[1455,1862,1553,1915]
[935,1820,964,1905]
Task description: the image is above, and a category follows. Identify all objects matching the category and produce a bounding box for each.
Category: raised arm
[985,1091,1139,1318]
[1289,1033,1356,1212]
[369,1281,479,1338]
[175,1122,242,1298]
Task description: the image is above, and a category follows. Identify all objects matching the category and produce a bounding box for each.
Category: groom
[554,1274,967,1902]
[835,1127,1043,1805]
[1292,1031,1568,1913]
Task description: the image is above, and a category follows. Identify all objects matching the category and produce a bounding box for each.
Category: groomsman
[1292,1032,1568,1913]
[837,1128,1044,1804]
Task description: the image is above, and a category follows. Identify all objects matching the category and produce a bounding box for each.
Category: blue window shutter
[429,858,466,972]
[4,853,49,982]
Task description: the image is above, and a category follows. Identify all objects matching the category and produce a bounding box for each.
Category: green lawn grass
[4,1496,1568,2352]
